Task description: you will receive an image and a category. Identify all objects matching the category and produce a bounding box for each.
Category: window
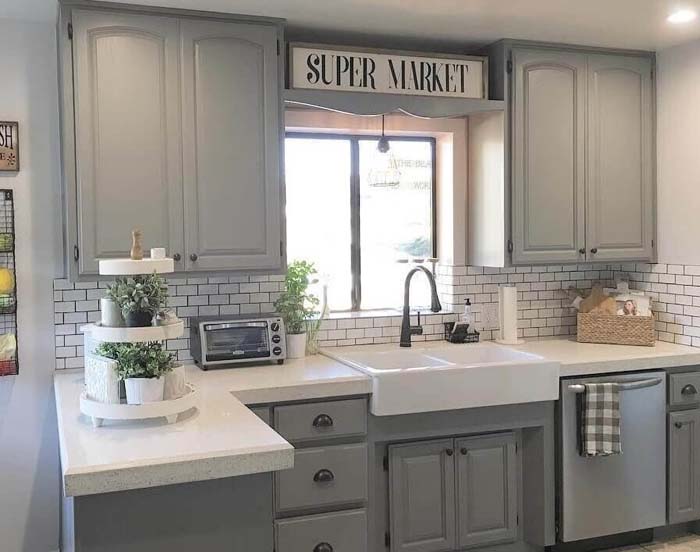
[285,133,436,311]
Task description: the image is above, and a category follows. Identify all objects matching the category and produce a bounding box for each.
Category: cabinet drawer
[275,509,367,552]
[275,443,368,513]
[274,399,367,442]
[670,373,700,406]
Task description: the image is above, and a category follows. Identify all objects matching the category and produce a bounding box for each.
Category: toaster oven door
[203,322,271,363]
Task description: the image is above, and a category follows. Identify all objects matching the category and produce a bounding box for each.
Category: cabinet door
[669,410,700,524]
[586,54,654,262]
[456,433,518,549]
[71,9,184,275]
[512,49,587,264]
[388,439,456,552]
[180,19,283,272]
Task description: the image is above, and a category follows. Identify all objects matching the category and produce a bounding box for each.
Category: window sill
[326,308,457,320]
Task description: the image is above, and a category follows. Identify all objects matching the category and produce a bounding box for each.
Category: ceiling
[4,0,700,51]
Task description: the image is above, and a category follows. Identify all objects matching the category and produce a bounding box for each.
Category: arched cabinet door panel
[180,19,283,272]
[512,49,587,264]
[72,9,184,275]
[586,54,653,262]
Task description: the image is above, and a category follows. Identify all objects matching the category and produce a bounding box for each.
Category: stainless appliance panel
[559,371,666,542]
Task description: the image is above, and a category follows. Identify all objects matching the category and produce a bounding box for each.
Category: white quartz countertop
[508,337,700,377]
[54,355,370,497]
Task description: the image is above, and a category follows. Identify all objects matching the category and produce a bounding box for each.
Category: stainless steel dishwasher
[559,371,666,543]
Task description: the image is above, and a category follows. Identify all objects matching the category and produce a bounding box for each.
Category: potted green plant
[96,342,175,404]
[274,260,319,359]
[106,272,169,327]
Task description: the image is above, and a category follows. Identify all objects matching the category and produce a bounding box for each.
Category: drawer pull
[313,543,333,552]
[682,384,698,396]
[313,469,335,483]
[312,413,334,428]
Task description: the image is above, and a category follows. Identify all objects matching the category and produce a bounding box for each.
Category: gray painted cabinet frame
[58,0,286,279]
[668,409,700,524]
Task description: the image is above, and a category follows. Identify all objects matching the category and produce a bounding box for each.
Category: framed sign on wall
[0,122,19,172]
[289,43,488,99]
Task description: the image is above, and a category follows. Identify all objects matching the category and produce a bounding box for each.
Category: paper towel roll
[496,285,522,345]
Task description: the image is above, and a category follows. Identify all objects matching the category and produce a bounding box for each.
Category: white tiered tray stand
[79,256,197,427]
[80,384,197,427]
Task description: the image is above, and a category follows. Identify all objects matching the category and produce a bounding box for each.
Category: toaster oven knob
[271,322,280,332]
[273,346,282,356]
[272,334,281,344]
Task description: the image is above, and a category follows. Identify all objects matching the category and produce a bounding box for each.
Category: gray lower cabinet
[60,3,284,278]
[275,443,369,513]
[275,509,368,552]
[510,47,654,264]
[388,433,518,552]
[668,410,700,523]
[389,439,456,552]
[456,434,518,549]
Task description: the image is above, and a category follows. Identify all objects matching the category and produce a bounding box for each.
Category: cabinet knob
[312,413,334,428]
[460,447,468,455]
[590,248,598,254]
[445,448,454,456]
[675,422,684,429]
[313,469,335,483]
[578,248,586,255]
[682,384,698,396]
[314,543,333,552]
[172,253,181,262]
[190,253,198,262]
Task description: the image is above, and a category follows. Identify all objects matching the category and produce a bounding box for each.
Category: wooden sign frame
[0,122,19,172]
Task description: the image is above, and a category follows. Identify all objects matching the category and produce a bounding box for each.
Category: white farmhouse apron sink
[324,342,560,416]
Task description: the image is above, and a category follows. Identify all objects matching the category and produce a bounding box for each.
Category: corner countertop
[507,337,700,377]
[54,355,371,498]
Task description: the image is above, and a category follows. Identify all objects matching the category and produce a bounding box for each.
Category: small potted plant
[97,342,175,404]
[274,260,319,359]
[107,273,169,327]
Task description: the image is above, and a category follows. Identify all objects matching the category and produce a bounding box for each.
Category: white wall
[0,19,62,552]
[657,39,700,265]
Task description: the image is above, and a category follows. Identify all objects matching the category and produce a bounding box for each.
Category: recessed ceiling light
[668,9,697,23]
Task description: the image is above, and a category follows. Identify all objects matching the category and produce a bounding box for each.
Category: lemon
[0,269,14,294]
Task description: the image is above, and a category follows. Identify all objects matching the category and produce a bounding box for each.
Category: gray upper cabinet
[70,9,184,275]
[180,19,283,272]
[669,410,700,524]
[388,439,456,552]
[586,54,654,262]
[510,46,654,264]
[60,4,284,278]
[455,433,518,549]
[512,49,586,264]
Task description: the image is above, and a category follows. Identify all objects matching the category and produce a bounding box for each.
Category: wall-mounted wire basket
[0,190,17,376]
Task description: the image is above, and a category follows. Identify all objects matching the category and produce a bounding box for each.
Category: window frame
[285,131,437,311]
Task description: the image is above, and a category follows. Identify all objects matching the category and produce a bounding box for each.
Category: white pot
[286,332,307,359]
[100,297,123,327]
[164,364,186,400]
[124,377,165,404]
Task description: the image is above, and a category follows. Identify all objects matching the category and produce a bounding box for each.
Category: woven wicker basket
[577,313,655,347]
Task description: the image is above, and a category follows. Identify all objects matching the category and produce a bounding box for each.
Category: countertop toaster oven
[190,315,286,369]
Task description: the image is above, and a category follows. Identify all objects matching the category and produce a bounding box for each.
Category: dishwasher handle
[567,377,663,394]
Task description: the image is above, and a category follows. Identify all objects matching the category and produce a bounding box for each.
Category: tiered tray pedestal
[79,257,196,427]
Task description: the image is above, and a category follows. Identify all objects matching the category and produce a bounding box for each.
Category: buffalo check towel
[578,383,622,457]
